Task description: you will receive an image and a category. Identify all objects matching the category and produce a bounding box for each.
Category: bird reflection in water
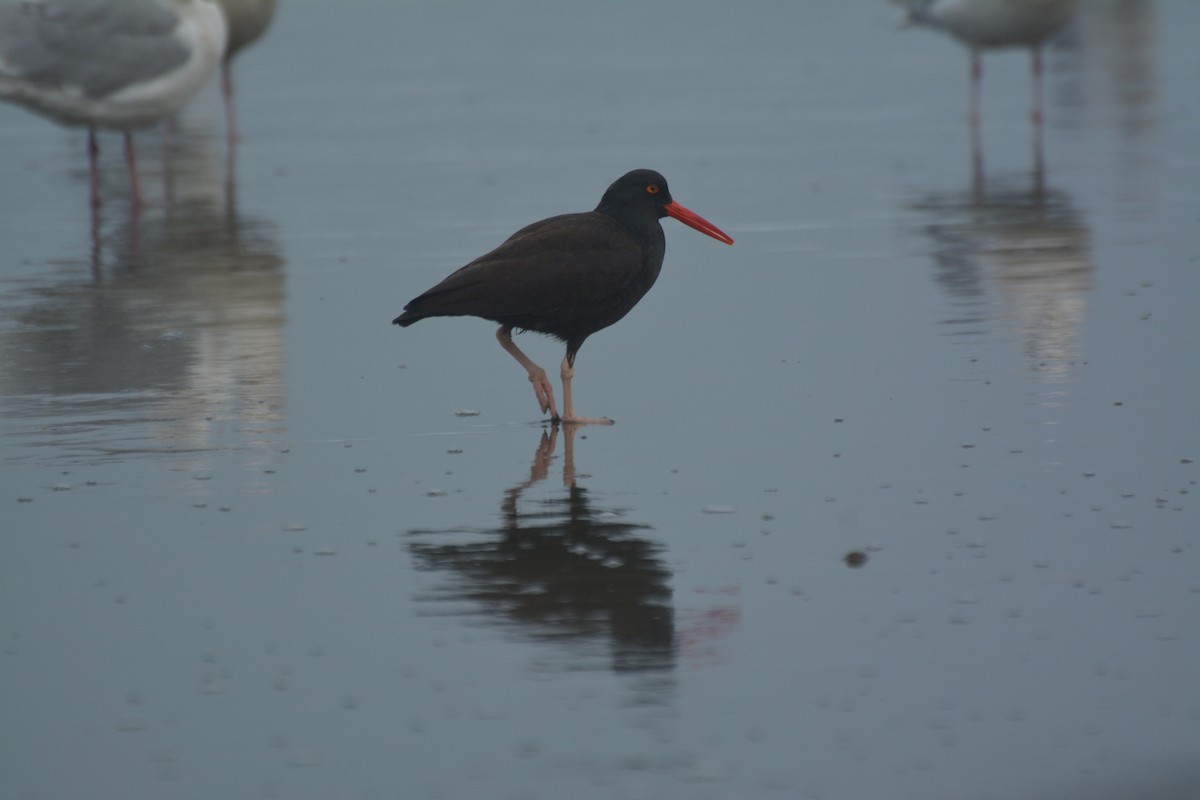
[0,129,284,467]
[408,425,678,688]
[913,171,1093,385]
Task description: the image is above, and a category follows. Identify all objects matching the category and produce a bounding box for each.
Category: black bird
[393,169,733,424]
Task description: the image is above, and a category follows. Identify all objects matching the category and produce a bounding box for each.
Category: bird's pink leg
[222,64,239,149]
[123,131,144,207]
[559,355,613,426]
[969,49,982,128]
[1031,45,1045,126]
[496,326,559,419]
[87,127,102,208]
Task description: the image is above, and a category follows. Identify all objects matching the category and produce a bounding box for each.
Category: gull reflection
[408,426,677,687]
[0,155,284,466]
[1055,0,1156,147]
[912,174,1094,384]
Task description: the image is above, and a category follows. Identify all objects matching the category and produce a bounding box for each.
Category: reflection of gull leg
[123,133,144,208]
[970,116,985,196]
[88,128,102,208]
[1032,118,1046,196]
[162,122,176,205]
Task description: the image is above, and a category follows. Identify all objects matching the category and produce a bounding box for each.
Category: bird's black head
[596,169,734,246]
[596,169,675,218]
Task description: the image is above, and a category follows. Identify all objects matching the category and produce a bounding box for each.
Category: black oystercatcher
[393,169,734,425]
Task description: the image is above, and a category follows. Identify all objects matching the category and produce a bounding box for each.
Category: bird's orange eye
[646,184,660,195]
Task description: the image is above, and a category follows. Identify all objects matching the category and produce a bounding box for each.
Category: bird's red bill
[664,201,734,245]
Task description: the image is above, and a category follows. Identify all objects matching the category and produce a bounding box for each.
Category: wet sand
[2,2,1197,798]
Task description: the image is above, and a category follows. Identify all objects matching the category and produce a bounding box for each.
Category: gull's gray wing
[0,0,190,98]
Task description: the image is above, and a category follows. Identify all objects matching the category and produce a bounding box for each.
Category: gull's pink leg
[87,127,102,208]
[123,131,144,207]
[1031,45,1045,126]
[1030,45,1048,196]
[496,326,558,419]
[969,49,983,128]
[559,355,613,426]
[222,64,239,149]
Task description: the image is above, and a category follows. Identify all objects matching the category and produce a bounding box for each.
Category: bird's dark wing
[396,212,650,330]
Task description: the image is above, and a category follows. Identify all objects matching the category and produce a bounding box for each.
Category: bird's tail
[392,309,423,327]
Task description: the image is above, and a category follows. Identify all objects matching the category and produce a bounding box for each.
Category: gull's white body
[0,0,227,206]
[0,0,227,129]
[898,0,1076,49]
[216,0,275,62]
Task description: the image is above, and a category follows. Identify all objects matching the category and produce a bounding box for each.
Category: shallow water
[2,1,1197,798]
